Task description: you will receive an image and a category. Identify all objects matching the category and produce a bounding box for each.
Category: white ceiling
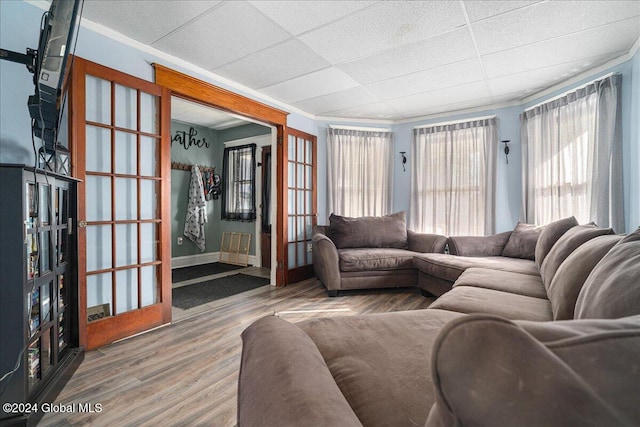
[78,0,640,122]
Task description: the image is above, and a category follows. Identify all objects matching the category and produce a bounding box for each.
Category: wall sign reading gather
[172,127,210,150]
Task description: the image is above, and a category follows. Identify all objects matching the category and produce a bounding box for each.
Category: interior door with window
[285,129,317,284]
[70,57,171,350]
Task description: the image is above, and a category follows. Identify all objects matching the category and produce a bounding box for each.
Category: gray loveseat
[238,218,640,426]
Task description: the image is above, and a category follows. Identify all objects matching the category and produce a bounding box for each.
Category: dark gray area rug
[172,273,270,310]
[172,262,245,283]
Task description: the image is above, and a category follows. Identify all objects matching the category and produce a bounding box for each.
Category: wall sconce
[501,140,510,164]
[400,152,407,172]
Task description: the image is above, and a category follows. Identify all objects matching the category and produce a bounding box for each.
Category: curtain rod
[525,72,617,112]
[329,125,392,132]
[413,115,496,130]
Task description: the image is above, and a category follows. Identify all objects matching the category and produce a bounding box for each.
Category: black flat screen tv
[28,0,82,150]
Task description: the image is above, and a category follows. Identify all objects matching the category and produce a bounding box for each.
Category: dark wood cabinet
[0,165,83,426]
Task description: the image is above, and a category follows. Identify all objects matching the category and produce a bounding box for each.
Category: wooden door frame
[152,64,290,286]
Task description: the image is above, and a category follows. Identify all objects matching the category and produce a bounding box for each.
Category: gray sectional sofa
[238,217,640,427]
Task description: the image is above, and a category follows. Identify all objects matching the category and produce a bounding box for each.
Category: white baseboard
[171,252,258,269]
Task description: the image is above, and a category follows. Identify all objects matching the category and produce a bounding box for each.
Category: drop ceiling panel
[322,102,402,120]
[153,1,291,70]
[463,0,542,23]
[487,52,625,98]
[171,97,248,130]
[292,87,379,115]
[248,0,376,35]
[261,67,360,104]
[365,58,485,100]
[213,39,331,89]
[473,1,640,55]
[402,97,494,119]
[338,28,476,85]
[298,1,466,64]
[81,0,222,45]
[386,81,491,114]
[482,19,639,78]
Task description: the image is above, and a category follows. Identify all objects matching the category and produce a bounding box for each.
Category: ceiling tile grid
[79,0,640,122]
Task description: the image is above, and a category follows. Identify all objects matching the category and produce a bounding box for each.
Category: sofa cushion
[426,314,640,427]
[548,234,623,320]
[299,309,464,427]
[329,211,408,249]
[575,228,640,319]
[535,216,578,270]
[429,286,553,321]
[448,232,511,256]
[238,316,363,427]
[454,268,547,299]
[540,224,613,289]
[414,253,538,283]
[502,222,544,260]
[337,248,416,272]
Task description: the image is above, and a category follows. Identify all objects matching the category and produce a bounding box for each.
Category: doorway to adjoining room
[169,96,275,321]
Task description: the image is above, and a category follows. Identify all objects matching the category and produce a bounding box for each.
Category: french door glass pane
[297,138,305,163]
[139,136,157,176]
[85,125,111,173]
[115,178,137,220]
[306,139,312,164]
[140,223,157,263]
[87,273,112,315]
[115,84,137,130]
[85,75,110,125]
[288,162,295,187]
[140,266,157,307]
[116,269,138,314]
[139,92,158,134]
[115,131,137,175]
[115,224,138,267]
[287,243,296,268]
[139,180,157,220]
[86,225,112,271]
[85,176,111,222]
[305,166,312,190]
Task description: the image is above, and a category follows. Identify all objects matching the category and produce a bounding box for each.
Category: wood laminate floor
[39,278,434,426]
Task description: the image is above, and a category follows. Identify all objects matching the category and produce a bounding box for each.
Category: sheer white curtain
[521,74,624,232]
[410,118,498,236]
[327,128,393,217]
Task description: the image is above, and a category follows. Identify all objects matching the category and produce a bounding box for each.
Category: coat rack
[171,161,215,174]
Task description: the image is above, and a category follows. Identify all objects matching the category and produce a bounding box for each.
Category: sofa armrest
[407,230,448,253]
[239,316,362,427]
[426,314,639,427]
[447,231,511,256]
[312,232,341,291]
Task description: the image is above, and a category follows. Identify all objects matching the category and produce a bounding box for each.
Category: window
[410,118,498,236]
[327,127,393,217]
[521,74,624,231]
[222,144,256,221]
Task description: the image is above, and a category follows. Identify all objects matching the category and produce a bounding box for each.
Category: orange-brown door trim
[152,64,290,286]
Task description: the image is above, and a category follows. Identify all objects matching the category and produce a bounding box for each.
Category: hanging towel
[184,165,207,252]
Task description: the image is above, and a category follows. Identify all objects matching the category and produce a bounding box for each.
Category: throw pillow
[540,224,613,289]
[502,222,544,260]
[575,227,640,319]
[547,234,623,320]
[329,211,408,249]
[535,216,579,270]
